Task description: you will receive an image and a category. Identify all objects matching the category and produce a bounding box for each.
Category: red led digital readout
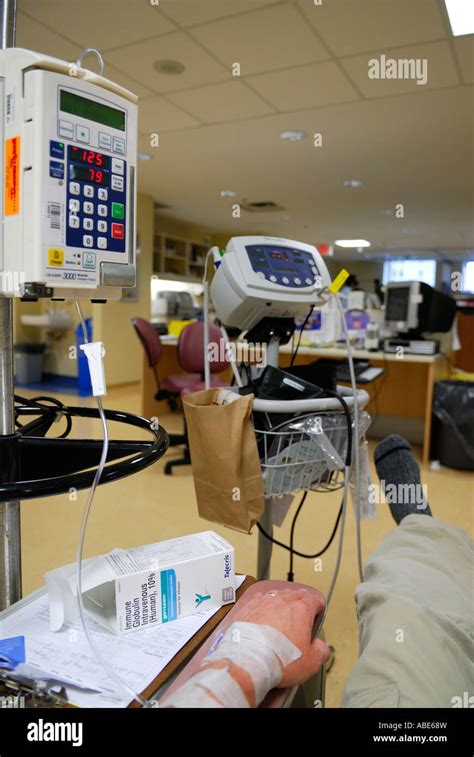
[70,146,109,168]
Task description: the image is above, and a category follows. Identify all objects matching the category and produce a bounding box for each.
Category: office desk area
[140,338,448,465]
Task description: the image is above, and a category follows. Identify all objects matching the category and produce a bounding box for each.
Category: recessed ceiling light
[220,190,237,198]
[335,239,371,248]
[137,152,153,161]
[444,0,474,36]
[280,130,307,142]
[153,59,186,75]
[344,179,363,188]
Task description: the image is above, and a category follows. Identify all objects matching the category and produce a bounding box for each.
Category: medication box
[45,531,235,635]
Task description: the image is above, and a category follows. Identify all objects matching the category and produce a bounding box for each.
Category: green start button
[112,202,124,219]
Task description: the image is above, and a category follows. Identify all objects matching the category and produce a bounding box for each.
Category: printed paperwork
[0,576,246,708]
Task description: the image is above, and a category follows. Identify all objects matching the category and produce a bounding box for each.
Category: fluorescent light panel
[444,0,474,36]
[334,239,371,248]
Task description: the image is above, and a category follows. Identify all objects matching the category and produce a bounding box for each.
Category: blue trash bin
[76,318,93,396]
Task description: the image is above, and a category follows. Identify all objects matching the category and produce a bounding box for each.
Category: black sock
[374,435,432,525]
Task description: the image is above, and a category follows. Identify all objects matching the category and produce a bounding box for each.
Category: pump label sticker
[48,249,64,267]
[4,136,20,215]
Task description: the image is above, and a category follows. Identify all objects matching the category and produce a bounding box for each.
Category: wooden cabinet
[153,232,208,282]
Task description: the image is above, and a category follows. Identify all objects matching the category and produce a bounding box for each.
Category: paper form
[0,575,246,708]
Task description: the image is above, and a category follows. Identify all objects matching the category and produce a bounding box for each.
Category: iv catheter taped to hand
[164,667,250,709]
[205,621,301,705]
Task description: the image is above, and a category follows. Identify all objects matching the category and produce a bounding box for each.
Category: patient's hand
[233,588,330,689]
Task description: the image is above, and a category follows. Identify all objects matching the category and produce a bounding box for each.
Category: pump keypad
[65,145,126,253]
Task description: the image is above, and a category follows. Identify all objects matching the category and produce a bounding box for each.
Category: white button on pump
[99,132,112,150]
[59,120,74,139]
[69,199,80,212]
[69,182,80,196]
[98,188,108,201]
[98,220,107,233]
[112,137,125,154]
[76,125,90,144]
[111,175,124,192]
[111,158,124,176]
[83,235,93,248]
[98,204,108,217]
[84,202,94,215]
[98,237,107,249]
[83,218,94,231]
[69,215,79,229]
[84,186,94,198]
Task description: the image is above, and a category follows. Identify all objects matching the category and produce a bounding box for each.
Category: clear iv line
[74,300,149,707]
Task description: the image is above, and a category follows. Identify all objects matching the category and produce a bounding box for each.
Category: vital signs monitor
[211,236,332,331]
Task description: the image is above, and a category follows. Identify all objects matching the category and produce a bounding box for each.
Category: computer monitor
[384,281,456,337]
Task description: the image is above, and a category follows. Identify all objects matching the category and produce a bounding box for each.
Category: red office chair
[132,318,199,449]
[164,321,229,475]
[132,318,200,407]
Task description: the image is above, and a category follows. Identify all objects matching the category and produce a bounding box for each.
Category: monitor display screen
[385,287,410,322]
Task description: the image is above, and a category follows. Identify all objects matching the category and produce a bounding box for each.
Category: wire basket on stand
[251,386,370,581]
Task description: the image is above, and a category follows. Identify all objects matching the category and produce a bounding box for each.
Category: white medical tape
[163,666,249,709]
[207,621,301,705]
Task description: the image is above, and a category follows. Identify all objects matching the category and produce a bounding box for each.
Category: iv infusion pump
[0,49,138,300]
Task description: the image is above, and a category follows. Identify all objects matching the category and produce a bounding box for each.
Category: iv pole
[0,0,20,609]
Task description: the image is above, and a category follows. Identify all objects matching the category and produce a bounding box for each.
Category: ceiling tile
[103,64,156,99]
[138,95,200,134]
[106,32,228,94]
[298,0,447,57]
[160,0,276,27]
[249,60,360,110]
[191,3,330,75]
[16,11,81,61]
[453,36,474,84]
[17,0,176,51]
[341,41,460,97]
[168,80,274,122]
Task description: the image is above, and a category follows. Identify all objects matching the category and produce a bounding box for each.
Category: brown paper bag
[182,388,265,534]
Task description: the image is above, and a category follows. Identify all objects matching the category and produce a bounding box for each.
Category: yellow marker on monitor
[328,268,349,294]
